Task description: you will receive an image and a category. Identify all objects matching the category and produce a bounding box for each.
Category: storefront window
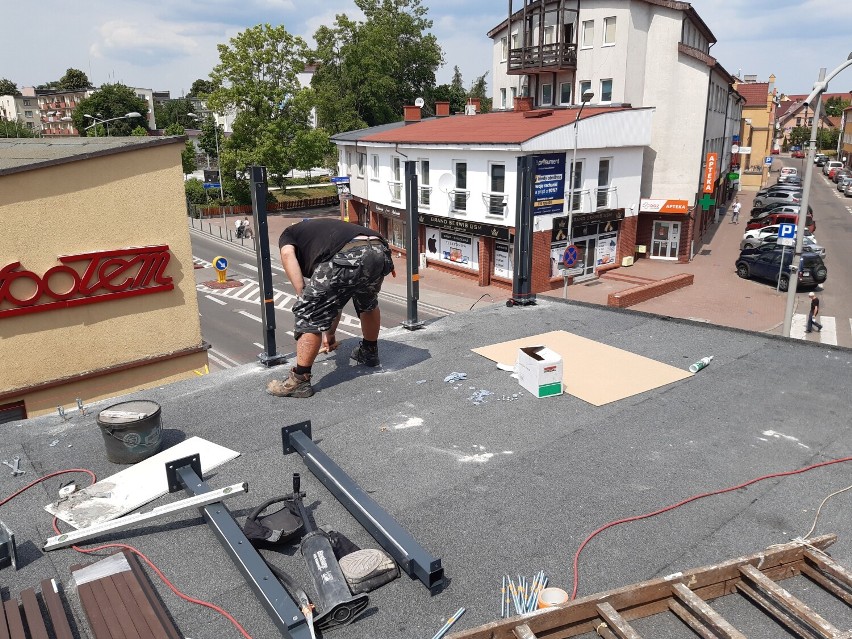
[389,218,405,250]
[424,227,478,271]
[494,242,513,279]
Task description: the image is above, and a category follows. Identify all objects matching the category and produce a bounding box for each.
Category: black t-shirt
[278,219,385,276]
[810,297,820,314]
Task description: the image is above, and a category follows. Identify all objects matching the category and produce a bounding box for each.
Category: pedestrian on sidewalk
[730,198,741,224]
[806,291,823,333]
[267,218,395,398]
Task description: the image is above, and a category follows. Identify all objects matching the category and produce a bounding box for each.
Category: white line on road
[819,316,838,346]
[337,328,358,337]
[208,348,241,368]
[253,342,264,349]
[238,310,264,323]
[205,295,228,306]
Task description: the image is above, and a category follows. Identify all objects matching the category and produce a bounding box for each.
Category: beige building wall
[739,106,774,190]
[0,140,206,417]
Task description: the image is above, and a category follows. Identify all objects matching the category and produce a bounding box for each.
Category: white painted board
[45,436,240,529]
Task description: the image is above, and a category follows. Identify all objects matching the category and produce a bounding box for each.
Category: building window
[23,99,30,106]
[563,23,574,45]
[579,81,592,101]
[543,25,555,45]
[500,88,507,109]
[511,32,518,50]
[541,83,553,106]
[389,157,402,202]
[371,155,379,181]
[510,87,517,108]
[24,110,32,117]
[346,152,352,174]
[568,160,583,211]
[452,161,468,212]
[559,82,572,105]
[597,158,612,209]
[582,20,594,48]
[357,152,366,178]
[501,36,508,62]
[486,164,506,216]
[419,159,431,208]
[600,79,613,103]
[603,17,616,45]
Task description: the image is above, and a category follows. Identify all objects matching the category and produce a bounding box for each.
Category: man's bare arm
[280,245,305,296]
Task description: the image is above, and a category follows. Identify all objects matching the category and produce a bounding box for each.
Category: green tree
[155,98,195,130]
[184,178,207,205]
[311,0,444,131]
[0,78,21,96]
[292,127,332,173]
[57,68,92,91]
[196,115,224,163]
[73,84,148,136]
[188,79,214,99]
[164,122,185,135]
[824,96,851,117]
[817,127,839,151]
[468,72,492,113]
[182,139,198,174]
[131,126,148,136]
[788,126,810,149]
[0,119,36,137]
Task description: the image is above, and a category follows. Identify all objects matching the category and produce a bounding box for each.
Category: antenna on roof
[414,97,425,108]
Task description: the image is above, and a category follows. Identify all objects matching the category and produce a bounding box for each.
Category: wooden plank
[512,624,538,639]
[39,579,75,639]
[99,574,142,639]
[111,571,157,637]
[805,549,852,591]
[87,576,127,639]
[123,551,181,639]
[74,575,112,639]
[595,602,643,639]
[735,582,807,638]
[740,564,845,639]
[0,598,12,639]
[671,582,746,639]
[2,601,25,639]
[19,588,49,639]
[669,600,717,639]
[800,564,852,607]
[448,535,836,639]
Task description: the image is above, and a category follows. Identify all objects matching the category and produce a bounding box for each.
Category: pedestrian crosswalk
[790,313,840,345]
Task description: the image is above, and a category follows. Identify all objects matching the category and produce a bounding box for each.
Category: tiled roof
[356,106,630,145]
[737,83,770,107]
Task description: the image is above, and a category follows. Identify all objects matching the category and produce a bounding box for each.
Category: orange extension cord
[570,455,852,599]
[1,468,254,639]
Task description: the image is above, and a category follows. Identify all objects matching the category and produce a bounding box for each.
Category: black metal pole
[174,462,312,639]
[249,165,286,367]
[510,155,536,306]
[403,160,424,330]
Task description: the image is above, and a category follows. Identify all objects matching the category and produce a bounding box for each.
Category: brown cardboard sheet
[472,330,692,406]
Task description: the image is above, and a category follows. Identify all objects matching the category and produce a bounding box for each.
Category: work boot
[350,341,380,367]
[266,369,314,398]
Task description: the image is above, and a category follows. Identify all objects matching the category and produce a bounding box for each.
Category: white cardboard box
[517,346,564,398]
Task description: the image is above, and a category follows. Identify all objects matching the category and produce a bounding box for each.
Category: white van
[778,167,798,183]
[824,160,843,176]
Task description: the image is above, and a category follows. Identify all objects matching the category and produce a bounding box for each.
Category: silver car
[740,234,825,257]
[845,181,852,197]
[752,191,802,208]
[837,175,852,191]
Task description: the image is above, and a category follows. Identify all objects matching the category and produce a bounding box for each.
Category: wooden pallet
[71,550,182,639]
[451,534,852,639]
[0,579,75,639]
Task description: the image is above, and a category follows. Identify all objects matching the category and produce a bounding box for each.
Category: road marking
[193,257,213,269]
[790,313,808,340]
[286,330,294,337]
[238,310,264,323]
[820,316,837,346]
[205,295,227,306]
[792,313,838,345]
[253,342,264,349]
[208,348,240,369]
[337,328,358,337]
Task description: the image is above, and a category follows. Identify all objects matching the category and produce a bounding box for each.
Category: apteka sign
[702,153,718,194]
[0,245,174,319]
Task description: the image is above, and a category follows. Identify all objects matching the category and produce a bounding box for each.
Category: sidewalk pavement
[192,192,807,332]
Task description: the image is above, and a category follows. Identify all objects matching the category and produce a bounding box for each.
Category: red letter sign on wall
[702,153,718,194]
[0,245,174,319]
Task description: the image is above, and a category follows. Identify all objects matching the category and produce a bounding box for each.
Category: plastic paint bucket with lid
[537,587,569,609]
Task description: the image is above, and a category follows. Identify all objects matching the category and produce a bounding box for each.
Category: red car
[828,167,841,179]
[746,211,816,233]
[771,148,780,155]
[791,150,805,158]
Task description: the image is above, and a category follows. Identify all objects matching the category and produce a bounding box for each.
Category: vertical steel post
[249,165,287,366]
[403,160,424,330]
[510,155,536,306]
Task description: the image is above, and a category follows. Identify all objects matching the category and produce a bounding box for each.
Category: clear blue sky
[2,1,849,98]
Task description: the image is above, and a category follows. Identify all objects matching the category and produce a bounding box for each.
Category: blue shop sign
[532,153,566,216]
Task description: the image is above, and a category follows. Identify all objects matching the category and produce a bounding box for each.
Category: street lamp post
[83,112,141,137]
[782,53,852,337]
[188,112,225,201]
[567,91,595,244]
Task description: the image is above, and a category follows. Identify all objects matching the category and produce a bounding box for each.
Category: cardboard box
[516,346,563,398]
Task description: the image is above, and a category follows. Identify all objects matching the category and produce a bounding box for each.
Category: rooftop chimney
[435,101,450,117]
[403,105,421,123]
[514,96,534,112]
[467,97,481,113]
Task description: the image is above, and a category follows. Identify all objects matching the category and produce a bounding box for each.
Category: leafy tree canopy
[58,68,92,91]
[182,139,198,174]
[196,115,224,160]
[155,97,196,130]
[0,120,36,137]
[164,122,186,135]
[0,78,21,96]
[468,71,492,113]
[72,83,148,136]
[188,79,214,99]
[311,0,444,132]
[131,126,148,136]
[824,96,851,117]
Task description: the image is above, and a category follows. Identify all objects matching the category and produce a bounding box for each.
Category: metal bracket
[0,520,18,570]
[282,421,445,593]
[166,454,202,493]
[173,458,312,638]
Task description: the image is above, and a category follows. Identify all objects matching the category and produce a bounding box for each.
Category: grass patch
[273,185,337,202]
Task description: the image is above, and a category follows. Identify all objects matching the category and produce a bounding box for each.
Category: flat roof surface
[2,299,852,638]
[0,136,182,175]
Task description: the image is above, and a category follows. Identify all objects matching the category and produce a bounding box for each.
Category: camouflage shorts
[293,241,393,335]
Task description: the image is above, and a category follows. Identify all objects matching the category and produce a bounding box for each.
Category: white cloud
[91,20,204,64]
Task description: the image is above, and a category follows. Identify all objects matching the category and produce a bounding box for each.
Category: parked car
[741,223,815,245]
[771,148,780,155]
[791,150,805,158]
[735,247,827,292]
[752,191,802,208]
[746,211,816,233]
[779,167,799,183]
[814,153,827,164]
[828,167,843,180]
[832,169,852,184]
[816,155,829,167]
[837,175,852,191]
[741,235,825,257]
[823,160,843,176]
[845,181,852,197]
[750,202,813,218]
[756,184,804,198]
[776,176,803,187]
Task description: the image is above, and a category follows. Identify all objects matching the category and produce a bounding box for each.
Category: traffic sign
[202,183,221,189]
[738,146,752,154]
[563,244,579,268]
[731,144,739,155]
[778,223,796,239]
[764,156,773,166]
[214,256,229,271]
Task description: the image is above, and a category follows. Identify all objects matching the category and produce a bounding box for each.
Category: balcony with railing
[564,188,592,213]
[595,186,618,210]
[482,192,508,217]
[419,186,432,209]
[507,42,577,74]
[450,189,470,212]
[388,181,402,203]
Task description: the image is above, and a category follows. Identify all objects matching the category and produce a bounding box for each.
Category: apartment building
[488,0,742,261]
[734,78,777,190]
[0,94,40,133]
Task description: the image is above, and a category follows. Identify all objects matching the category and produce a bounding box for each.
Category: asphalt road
[773,156,852,342]
[190,229,451,371]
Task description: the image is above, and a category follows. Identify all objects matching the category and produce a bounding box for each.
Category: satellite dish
[437,173,454,194]
[414,97,425,108]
